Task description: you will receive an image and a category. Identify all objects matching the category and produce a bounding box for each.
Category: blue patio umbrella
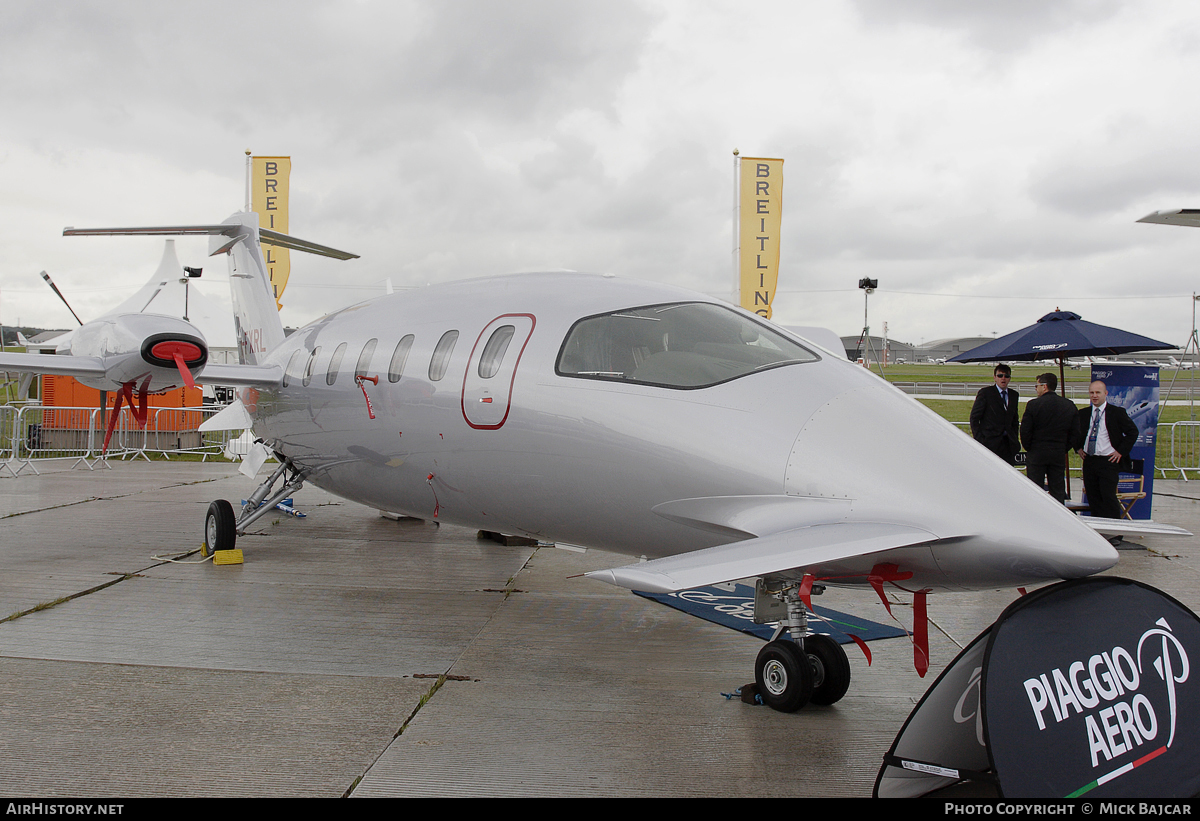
[949,310,1173,370]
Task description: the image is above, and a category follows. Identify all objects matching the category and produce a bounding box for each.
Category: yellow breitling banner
[252,156,291,311]
[738,157,783,318]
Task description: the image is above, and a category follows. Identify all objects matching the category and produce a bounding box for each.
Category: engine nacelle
[63,313,208,393]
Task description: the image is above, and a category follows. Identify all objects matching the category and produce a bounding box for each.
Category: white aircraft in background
[2,209,1184,714]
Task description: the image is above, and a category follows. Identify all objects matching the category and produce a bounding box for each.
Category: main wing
[0,351,282,389]
[0,351,106,380]
[1079,517,1192,537]
[194,362,283,388]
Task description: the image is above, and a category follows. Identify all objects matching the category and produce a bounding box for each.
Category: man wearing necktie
[1074,380,1139,520]
[970,364,1020,464]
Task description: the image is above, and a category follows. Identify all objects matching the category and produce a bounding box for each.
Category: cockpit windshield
[556,302,818,388]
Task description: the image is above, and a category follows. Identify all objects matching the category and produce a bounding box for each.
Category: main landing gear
[202,457,306,557]
[753,581,852,712]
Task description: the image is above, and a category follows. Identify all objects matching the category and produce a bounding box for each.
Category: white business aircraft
[2,210,1181,713]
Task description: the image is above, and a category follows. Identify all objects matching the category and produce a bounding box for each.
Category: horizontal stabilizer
[259,228,358,260]
[64,224,232,238]
[586,522,938,593]
[0,351,105,379]
[1080,517,1192,538]
[196,362,283,389]
[64,220,358,260]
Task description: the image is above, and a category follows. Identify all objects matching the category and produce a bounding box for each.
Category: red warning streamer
[867,562,930,677]
[355,375,378,419]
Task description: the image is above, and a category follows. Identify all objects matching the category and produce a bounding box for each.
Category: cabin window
[556,302,818,389]
[429,330,459,382]
[388,335,414,383]
[355,339,378,379]
[478,325,516,379]
[326,342,348,386]
[302,347,321,387]
[282,350,302,387]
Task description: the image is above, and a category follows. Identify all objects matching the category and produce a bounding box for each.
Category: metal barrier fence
[0,405,15,469]
[894,381,1200,402]
[953,419,1185,482]
[1167,420,1200,480]
[2,405,234,475]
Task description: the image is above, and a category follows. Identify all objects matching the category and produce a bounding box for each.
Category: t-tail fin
[65,213,358,365]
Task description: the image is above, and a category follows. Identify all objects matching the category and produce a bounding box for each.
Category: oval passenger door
[461,314,535,429]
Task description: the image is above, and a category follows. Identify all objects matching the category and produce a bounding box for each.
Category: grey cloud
[852,0,1123,53]
[1029,137,1200,218]
[0,1,655,161]
[395,1,653,120]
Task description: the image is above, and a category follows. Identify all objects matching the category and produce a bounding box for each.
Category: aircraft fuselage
[247,273,1118,594]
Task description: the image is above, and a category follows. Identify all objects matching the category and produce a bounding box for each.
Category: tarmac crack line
[0,572,139,625]
[443,545,538,669]
[0,496,101,520]
[342,548,539,796]
[0,549,199,625]
[343,672,450,798]
[1,474,230,521]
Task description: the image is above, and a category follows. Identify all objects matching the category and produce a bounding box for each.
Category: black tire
[203,499,237,557]
[804,634,852,706]
[754,639,814,712]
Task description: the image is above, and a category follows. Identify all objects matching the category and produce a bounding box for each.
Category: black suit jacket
[970,385,1019,454]
[1020,391,1079,465]
[1074,402,1139,470]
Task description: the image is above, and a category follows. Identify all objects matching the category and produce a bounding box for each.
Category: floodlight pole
[180,267,202,323]
[857,279,883,378]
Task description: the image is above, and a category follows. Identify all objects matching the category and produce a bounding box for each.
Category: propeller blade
[172,352,196,389]
[39,271,84,326]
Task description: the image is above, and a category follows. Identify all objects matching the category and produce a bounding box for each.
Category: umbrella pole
[1057,356,1071,501]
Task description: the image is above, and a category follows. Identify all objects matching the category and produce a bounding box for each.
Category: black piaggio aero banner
[876,577,1199,798]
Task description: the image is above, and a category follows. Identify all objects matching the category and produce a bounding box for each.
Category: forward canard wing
[585,521,940,594]
[585,493,946,593]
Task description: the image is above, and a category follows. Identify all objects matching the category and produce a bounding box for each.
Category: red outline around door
[461,313,536,430]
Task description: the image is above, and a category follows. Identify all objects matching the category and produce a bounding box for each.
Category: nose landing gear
[753,581,852,712]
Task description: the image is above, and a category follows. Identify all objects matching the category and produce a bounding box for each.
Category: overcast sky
[4,0,1200,348]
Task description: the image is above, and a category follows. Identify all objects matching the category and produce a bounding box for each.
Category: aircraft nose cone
[785,382,1118,589]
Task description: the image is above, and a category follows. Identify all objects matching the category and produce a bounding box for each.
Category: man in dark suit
[1020,372,1078,503]
[970,364,1020,464]
[1074,380,1139,520]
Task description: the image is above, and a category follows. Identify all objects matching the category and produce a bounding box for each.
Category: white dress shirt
[1086,402,1115,456]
